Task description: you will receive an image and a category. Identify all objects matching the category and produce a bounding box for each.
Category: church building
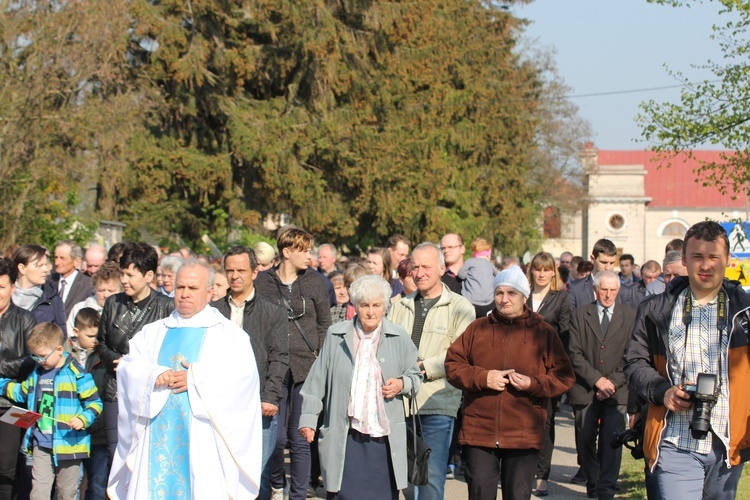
[541,144,747,263]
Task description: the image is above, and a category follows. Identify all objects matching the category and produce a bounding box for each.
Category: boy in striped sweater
[0,322,102,500]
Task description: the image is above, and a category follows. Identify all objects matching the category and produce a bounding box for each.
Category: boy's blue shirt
[0,352,103,464]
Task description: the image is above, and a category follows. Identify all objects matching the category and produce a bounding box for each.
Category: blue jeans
[258,414,278,500]
[83,445,108,500]
[406,415,454,500]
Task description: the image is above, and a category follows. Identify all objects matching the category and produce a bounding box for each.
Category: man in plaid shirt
[625,221,750,499]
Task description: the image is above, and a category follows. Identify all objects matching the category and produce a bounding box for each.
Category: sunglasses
[288,297,306,321]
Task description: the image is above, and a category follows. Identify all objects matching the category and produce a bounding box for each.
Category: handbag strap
[410,385,421,444]
[274,279,318,358]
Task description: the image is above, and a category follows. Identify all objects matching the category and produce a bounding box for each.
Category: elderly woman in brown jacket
[445,265,575,500]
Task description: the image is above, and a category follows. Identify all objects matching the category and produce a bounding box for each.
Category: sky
[513,0,730,150]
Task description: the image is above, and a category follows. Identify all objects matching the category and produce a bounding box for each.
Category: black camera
[610,420,644,460]
[683,373,718,440]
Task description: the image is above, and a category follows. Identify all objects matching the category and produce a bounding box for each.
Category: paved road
[305,403,606,499]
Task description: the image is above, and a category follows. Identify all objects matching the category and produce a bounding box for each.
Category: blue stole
[149,327,207,499]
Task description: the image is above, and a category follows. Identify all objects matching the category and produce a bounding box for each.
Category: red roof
[596,150,746,209]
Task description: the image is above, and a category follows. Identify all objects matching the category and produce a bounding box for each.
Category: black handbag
[406,388,431,486]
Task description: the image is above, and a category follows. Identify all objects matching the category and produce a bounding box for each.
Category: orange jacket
[624,277,750,470]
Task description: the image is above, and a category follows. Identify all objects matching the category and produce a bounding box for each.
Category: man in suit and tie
[51,240,94,317]
[567,239,618,309]
[568,270,636,500]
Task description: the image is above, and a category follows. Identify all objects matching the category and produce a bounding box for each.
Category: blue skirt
[326,429,398,500]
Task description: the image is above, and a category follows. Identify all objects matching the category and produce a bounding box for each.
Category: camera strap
[682,289,727,331]
[274,279,318,358]
[679,288,727,394]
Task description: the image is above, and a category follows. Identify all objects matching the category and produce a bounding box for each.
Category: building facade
[542,145,748,264]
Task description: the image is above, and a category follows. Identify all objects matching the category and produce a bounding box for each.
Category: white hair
[160,255,184,273]
[411,242,445,267]
[593,270,620,289]
[319,243,337,258]
[348,275,392,307]
[177,258,215,288]
[664,250,682,267]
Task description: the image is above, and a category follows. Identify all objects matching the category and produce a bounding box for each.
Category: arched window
[661,221,688,237]
[543,206,561,239]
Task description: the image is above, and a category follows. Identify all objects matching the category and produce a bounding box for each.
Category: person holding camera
[625,221,750,499]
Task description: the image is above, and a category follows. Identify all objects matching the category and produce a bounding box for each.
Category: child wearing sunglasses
[0,322,102,500]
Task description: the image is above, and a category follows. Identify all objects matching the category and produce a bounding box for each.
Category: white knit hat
[493,265,531,298]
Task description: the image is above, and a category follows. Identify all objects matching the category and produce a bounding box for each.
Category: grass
[618,449,750,498]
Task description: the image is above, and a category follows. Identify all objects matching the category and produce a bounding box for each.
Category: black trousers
[464,446,538,500]
[104,400,119,466]
[536,396,560,481]
[0,421,23,500]
[573,401,627,498]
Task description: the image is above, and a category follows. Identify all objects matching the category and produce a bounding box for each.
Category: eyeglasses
[287,297,306,321]
[440,245,463,251]
[30,347,61,364]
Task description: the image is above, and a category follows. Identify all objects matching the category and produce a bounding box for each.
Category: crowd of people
[0,219,748,500]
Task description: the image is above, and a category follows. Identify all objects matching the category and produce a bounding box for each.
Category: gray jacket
[299,318,421,491]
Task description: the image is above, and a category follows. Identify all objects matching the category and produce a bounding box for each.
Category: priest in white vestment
[107,260,262,500]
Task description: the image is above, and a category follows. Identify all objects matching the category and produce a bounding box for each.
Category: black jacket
[30,282,67,338]
[618,279,647,310]
[527,290,571,351]
[254,267,332,383]
[97,289,175,401]
[213,293,289,406]
[0,303,37,408]
[624,276,750,468]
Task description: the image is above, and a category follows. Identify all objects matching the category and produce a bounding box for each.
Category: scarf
[12,285,43,311]
[345,303,356,320]
[348,318,390,437]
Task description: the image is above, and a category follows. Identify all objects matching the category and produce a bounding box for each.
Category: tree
[1,0,590,256]
[217,0,582,254]
[638,0,750,196]
[0,0,135,249]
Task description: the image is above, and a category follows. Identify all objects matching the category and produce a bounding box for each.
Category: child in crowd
[457,237,498,317]
[0,322,102,500]
[73,308,108,500]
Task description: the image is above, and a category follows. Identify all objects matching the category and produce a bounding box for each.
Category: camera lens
[690,401,712,439]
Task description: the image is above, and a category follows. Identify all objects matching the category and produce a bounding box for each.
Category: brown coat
[445,307,575,450]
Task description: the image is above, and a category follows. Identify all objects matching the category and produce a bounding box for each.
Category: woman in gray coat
[299,275,421,500]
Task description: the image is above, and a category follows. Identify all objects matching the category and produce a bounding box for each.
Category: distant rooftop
[596,150,747,209]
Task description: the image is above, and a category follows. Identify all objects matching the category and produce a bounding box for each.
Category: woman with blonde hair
[367,247,403,297]
[525,252,571,497]
[253,241,278,272]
